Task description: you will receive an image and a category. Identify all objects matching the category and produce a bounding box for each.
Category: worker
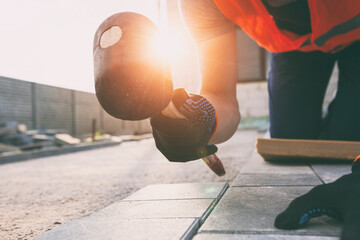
[150,1,360,239]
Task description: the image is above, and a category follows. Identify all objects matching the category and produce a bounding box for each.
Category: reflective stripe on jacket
[213,0,360,52]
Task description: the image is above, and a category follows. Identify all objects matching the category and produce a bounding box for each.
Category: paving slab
[36,183,227,240]
[199,187,341,237]
[311,164,352,184]
[37,217,199,240]
[232,173,322,187]
[193,233,338,239]
[98,199,215,223]
[124,182,228,201]
[216,130,260,159]
[240,153,314,175]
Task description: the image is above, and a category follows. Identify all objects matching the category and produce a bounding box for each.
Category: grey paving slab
[240,152,314,175]
[216,130,261,159]
[199,187,341,237]
[232,173,322,187]
[37,218,199,240]
[124,182,228,201]
[311,164,352,184]
[193,233,338,239]
[37,183,219,240]
[99,199,215,223]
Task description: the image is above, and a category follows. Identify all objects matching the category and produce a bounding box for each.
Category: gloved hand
[275,155,360,240]
[150,88,217,162]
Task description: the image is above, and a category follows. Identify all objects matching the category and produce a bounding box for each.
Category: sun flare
[152,30,185,63]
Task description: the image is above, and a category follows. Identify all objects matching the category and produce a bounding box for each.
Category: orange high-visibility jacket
[213,0,360,52]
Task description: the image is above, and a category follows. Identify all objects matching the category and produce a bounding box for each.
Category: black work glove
[275,155,360,240]
[150,88,217,162]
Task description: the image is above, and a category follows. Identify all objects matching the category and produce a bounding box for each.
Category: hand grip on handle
[161,102,226,176]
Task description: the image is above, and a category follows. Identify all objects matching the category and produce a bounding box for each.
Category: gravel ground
[0,129,262,240]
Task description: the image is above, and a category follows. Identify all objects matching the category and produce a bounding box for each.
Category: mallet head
[93,12,173,120]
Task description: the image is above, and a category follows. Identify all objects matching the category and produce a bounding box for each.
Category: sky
[0,0,160,93]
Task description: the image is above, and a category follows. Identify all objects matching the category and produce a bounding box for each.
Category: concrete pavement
[36,133,350,240]
[196,151,345,239]
[37,183,229,240]
[1,129,262,240]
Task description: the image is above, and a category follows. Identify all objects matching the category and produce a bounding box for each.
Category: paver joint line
[176,183,230,239]
[198,229,341,237]
[120,197,219,202]
[215,183,230,203]
[180,219,200,240]
[231,185,320,187]
[186,183,230,238]
[198,199,217,224]
[308,164,326,184]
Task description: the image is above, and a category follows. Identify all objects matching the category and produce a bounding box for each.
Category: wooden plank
[55,134,81,145]
[256,138,360,162]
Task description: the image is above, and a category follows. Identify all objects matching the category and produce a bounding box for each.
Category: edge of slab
[199,183,229,224]
[181,219,201,240]
[123,182,229,201]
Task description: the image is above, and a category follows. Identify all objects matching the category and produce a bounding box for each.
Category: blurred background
[0,2,341,239]
[0,0,338,138]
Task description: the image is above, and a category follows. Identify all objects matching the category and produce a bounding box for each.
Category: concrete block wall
[236,82,269,118]
[35,84,73,132]
[74,91,103,136]
[236,29,266,82]
[0,76,151,136]
[0,77,33,127]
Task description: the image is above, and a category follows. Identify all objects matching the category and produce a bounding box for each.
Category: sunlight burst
[152,30,185,64]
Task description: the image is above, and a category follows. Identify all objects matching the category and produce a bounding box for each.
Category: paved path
[195,151,349,239]
[0,129,262,240]
[37,134,352,240]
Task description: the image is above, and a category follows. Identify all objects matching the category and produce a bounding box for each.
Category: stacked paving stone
[0,121,79,154]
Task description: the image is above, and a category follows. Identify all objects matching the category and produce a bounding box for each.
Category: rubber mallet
[93,12,225,176]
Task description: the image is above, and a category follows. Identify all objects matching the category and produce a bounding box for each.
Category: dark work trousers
[268,41,360,141]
